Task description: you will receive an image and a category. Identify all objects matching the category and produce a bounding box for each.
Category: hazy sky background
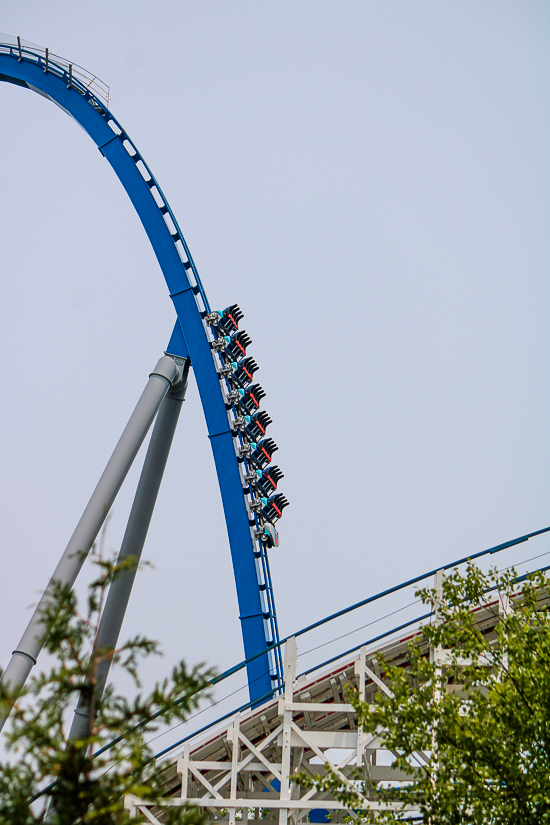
[0,1,549,745]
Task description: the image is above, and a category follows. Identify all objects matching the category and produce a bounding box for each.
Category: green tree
[0,550,213,824]
[298,564,550,823]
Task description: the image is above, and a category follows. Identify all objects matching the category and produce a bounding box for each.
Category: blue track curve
[0,37,282,701]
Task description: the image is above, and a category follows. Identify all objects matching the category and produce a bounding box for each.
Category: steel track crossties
[0,35,288,701]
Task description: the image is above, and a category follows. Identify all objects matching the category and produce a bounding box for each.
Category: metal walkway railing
[0,34,110,103]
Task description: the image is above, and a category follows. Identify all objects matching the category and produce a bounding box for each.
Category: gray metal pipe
[0,356,181,730]
[68,360,189,741]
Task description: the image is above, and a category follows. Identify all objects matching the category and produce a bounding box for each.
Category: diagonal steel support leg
[0,356,181,731]
[68,359,190,741]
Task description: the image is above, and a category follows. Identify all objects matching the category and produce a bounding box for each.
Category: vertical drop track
[0,36,287,700]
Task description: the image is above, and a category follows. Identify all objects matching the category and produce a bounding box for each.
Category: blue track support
[0,42,277,701]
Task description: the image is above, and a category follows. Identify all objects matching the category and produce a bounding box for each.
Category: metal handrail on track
[84,524,550,763]
[0,35,110,103]
[150,527,550,761]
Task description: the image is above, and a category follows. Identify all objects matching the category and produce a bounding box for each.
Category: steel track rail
[0,36,282,700]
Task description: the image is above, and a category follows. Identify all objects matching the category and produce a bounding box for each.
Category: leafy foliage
[298,564,550,823]
[0,549,213,824]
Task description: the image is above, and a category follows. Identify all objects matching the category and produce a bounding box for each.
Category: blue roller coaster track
[0,36,285,703]
[4,40,550,819]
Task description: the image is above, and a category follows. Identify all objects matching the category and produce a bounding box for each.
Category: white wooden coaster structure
[124,572,536,823]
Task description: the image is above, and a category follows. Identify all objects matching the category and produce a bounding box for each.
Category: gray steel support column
[68,360,189,741]
[0,356,181,731]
